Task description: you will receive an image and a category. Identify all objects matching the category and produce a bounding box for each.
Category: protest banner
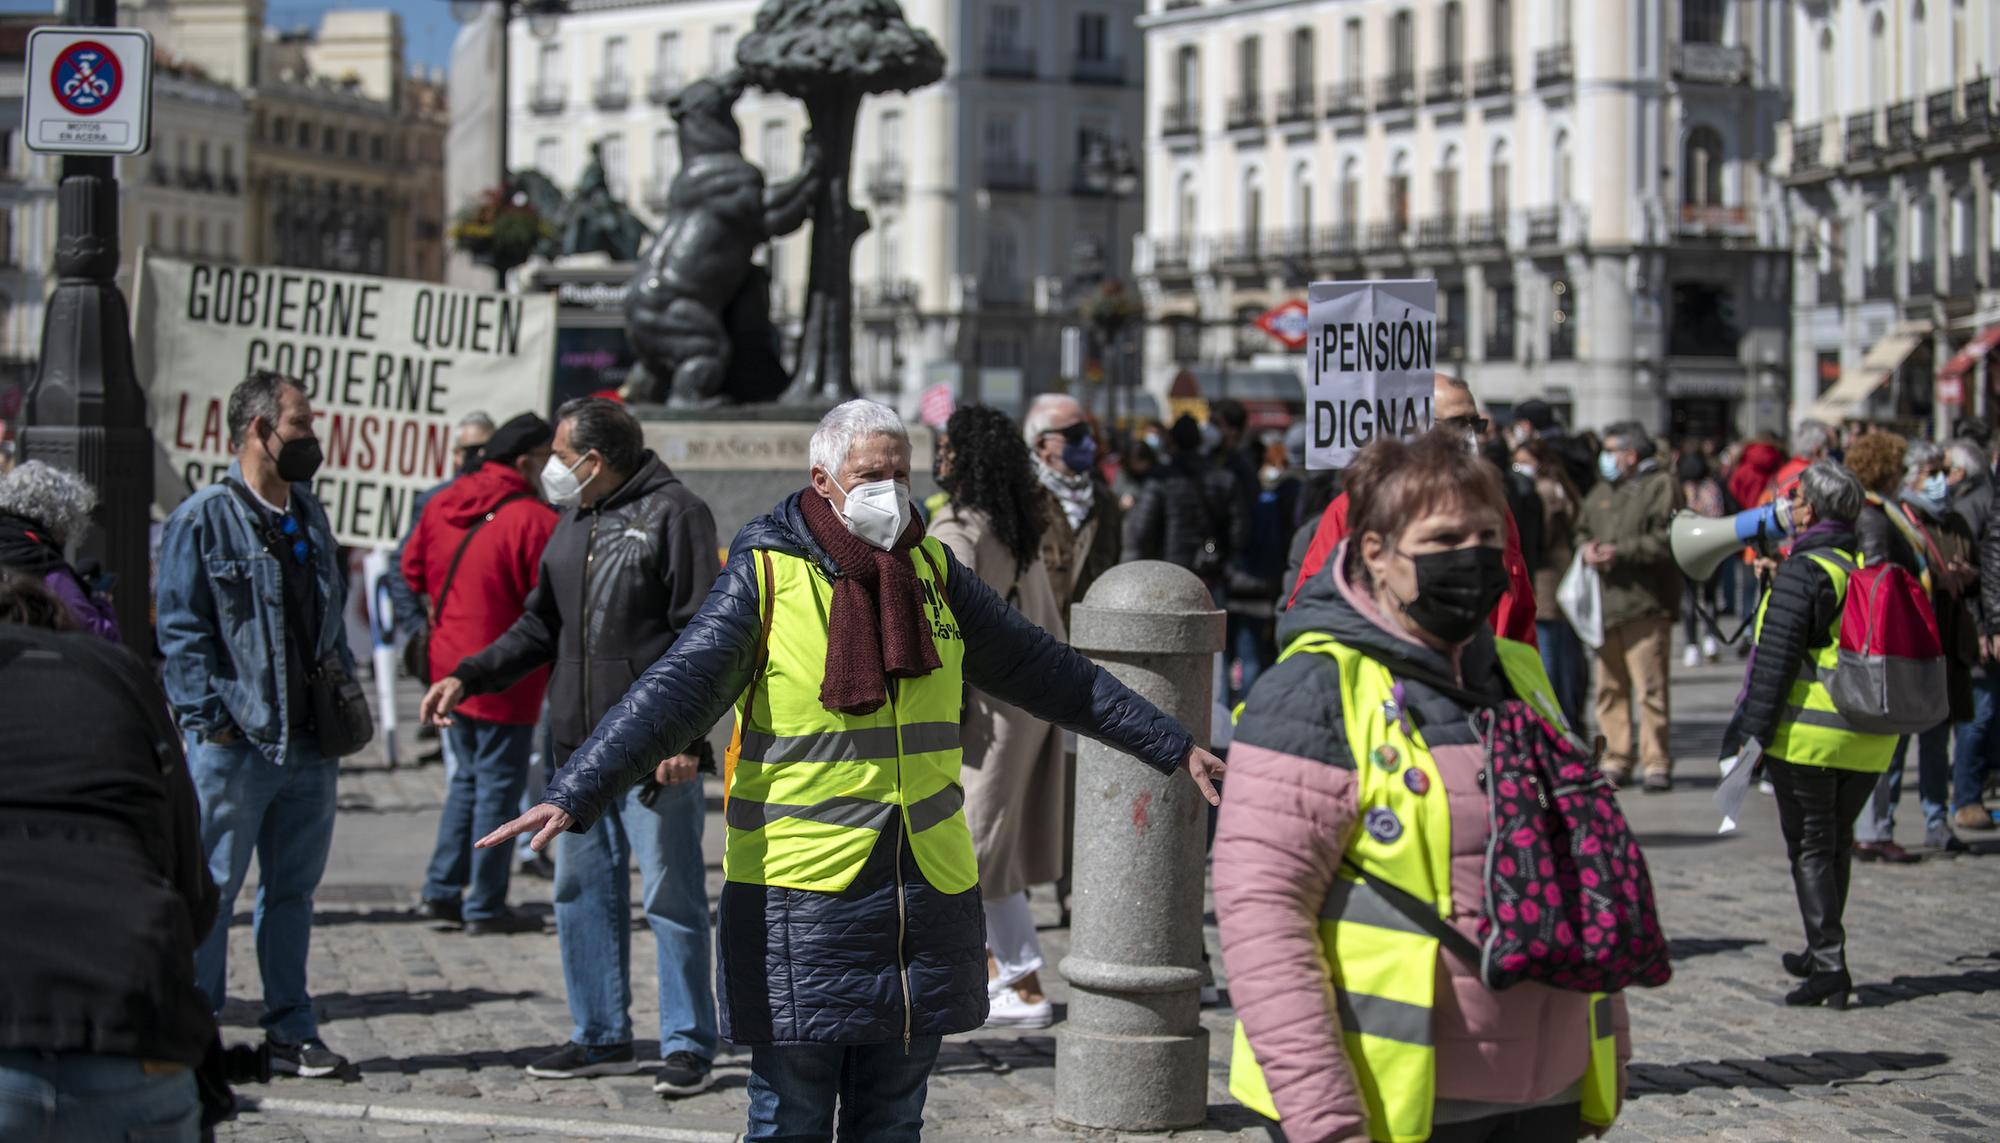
[1304,278,1437,470]
[135,253,556,547]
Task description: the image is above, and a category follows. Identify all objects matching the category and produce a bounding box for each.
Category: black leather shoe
[410,898,463,929]
[1785,972,1852,1009]
[1781,950,1813,979]
[464,909,545,937]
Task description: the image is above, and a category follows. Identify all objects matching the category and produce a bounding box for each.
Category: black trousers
[1264,1102,1581,1142]
[1767,757,1879,975]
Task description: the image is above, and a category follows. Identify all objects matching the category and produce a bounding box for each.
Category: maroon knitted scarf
[800,488,942,715]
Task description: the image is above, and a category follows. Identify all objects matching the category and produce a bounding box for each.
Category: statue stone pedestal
[637,408,936,542]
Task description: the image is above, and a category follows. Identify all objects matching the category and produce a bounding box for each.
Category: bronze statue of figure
[560,144,651,263]
[620,72,821,407]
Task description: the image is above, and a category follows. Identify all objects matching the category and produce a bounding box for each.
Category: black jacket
[1856,500,1920,577]
[0,625,218,1066]
[1122,452,1242,579]
[452,452,719,765]
[544,491,1196,1044]
[1729,525,1855,758]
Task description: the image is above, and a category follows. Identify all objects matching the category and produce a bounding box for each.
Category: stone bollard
[1055,561,1225,1132]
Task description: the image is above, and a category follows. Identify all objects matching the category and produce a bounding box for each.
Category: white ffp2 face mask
[835,477,910,550]
[541,452,594,507]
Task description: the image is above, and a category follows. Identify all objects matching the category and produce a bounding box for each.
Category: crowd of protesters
[4,356,1998,1142]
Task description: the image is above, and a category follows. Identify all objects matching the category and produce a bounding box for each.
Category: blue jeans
[0,1053,200,1143]
[423,716,535,920]
[553,776,717,1059]
[746,1037,942,1143]
[1227,613,1275,704]
[1536,618,1587,730]
[1914,721,1954,833]
[1952,671,2000,810]
[189,735,338,1043]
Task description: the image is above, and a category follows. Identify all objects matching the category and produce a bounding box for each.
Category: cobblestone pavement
[217,647,2000,1142]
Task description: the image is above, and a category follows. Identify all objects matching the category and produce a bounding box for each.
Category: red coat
[1285,490,1539,646]
[401,464,557,725]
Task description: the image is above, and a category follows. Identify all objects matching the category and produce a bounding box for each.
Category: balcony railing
[1679,203,1751,235]
[1072,55,1125,85]
[1909,258,1937,297]
[1162,102,1200,138]
[1525,207,1561,245]
[981,276,1028,306]
[1226,92,1265,130]
[1863,262,1894,299]
[866,160,905,201]
[1425,63,1465,103]
[1487,324,1516,361]
[528,80,566,114]
[1415,216,1457,248]
[1376,71,1416,110]
[1314,224,1358,259]
[220,173,241,196]
[1535,45,1573,87]
[1671,42,1750,85]
[1463,213,1504,246]
[1950,253,1979,296]
[646,73,682,105]
[860,279,920,310]
[1816,266,1842,302]
[1216,233,1266,268]
[1366,221,1407,251]
[1473,56,1513,96]
[1965,77,1994,136]
[981,158,1038,192]
[1325,80,1364,117]
[1152,235,1193,271]
[1274,86,1315,124]
[1792,123,1825,173]
[593,75,630,110]
[1886,99,1918,151]
[1926,89,1956,137]
[983,43,1037,79]
[1846,110,1879,161]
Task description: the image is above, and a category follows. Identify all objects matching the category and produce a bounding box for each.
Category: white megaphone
[1670,501,1792,582]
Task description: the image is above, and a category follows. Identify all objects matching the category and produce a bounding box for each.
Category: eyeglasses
[277,512,310,566]
[1438,414,1491,436]
[1040,422,1092,445]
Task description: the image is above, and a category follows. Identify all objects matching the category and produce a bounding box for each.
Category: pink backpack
[1810,552,1947,736]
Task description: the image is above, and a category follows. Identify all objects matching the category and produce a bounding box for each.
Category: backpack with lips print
[1472,700,1672,992]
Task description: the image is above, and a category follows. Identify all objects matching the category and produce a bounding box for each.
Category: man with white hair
[478,398,1225,1141]
[1023,393,1121,618]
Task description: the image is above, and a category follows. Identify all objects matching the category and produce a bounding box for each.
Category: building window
[760,120,787,176]
[602,135,626,190]
[1865,204,1897,269]
[1443,1,1464,67]
[537,41,561,81]
[1683,126,1723,206]
[197,140,211,176]
[221,144,234,177]
[1290,27,1314,93]
[1391,10,1414,76]
[1174,44,1200,105]
[1077,12,1108,61]
[1549,277,1575,358]
[1490,141,1511,217]
[1493,0,1513,59]
[1668,282,1741,357]
[535,137,560,174]
[1437,146,1459,219]
[1170,319,1201,363]
[148,213,161,249]
[983,115,1018,163]
[346,131,359,158]
[1389,152,1411,230]
[605,36,627,81]
[1238,36,1261,100]
[655,32,681,89]
[370,136,385,161]
[274,117,291,145]
[880,109,904,164]
[990,5,1021,49]
[1343,18,1363,80]
[1683,0,1727,44]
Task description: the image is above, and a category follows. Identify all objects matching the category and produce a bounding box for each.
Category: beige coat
[931,503,1071,898]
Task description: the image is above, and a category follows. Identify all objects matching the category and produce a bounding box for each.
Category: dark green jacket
[1575,461,1684,629]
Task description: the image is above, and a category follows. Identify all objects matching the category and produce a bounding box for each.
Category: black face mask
[932,448,957,495]
[1398,545,1507,645]
[267,431,324,483]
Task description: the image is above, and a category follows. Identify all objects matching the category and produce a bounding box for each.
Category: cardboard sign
[1305,279,1438,470]
[135,253,557,546]
[23,27,152,155]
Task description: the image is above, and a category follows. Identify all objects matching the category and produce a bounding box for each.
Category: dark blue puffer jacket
[545,490,1197,1044]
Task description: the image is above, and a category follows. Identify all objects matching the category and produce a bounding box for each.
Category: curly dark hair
[940,405,1048,569]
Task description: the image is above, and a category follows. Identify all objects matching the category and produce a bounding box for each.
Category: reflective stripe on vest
[1228,635,1620,1141]
[722,539,977,895]
[1750,550,1897,773]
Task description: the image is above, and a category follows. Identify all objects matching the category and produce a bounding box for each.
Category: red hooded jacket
[1285,491,1539,646]
[1728,441,1785,513]
[401,463,558,725]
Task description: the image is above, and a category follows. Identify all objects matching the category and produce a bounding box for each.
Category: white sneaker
[1759,779,1776,796]
[985,987,1054,1029]
[1683,645,1701,668]
[1702,635,1721,662]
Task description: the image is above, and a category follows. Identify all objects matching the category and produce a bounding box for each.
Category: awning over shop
[1940,325,2000,379]
[1802,321,1933,424]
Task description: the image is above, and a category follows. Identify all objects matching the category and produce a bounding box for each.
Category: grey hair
[1905,440,1944,485]
[1798,459,1864,524]
[810,399,909,476]
[226,369,301,448]
[1603,421,1657,460]
[1792,418,1834,459]
[457,411,496,433]
[1022,393,1082,447]
[0,460,98,548]
[1948,439,1988,478]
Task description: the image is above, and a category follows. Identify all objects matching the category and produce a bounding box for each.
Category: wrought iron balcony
[1226,92,1266,130]
[1908,258,1937,298]
[1162,102,1200,138]
[1365,221,1407,250]
[1216,232,1266,269]
[1151,235,1193,272]
[1678,203,1751,236]
[1671,42,1750,85]
[1314,224,1358,259]
[1425,63,1465,103]
[1486,324,1516,361]
[1816,265,1843,303]
[1792,123,1825,174]
[866,160,905,202]
[1886,100,1918,151]
[1525,207,1561,246]
[593,75,630,110]
[1548,318,1575,360]
[1473,56,1513,96]
[1376,71,1416,110]
[646,73,682,105]
[1071,55,1125,85]
[1964,78,1993,137]
[1926,90,1955,137]
[528,80,566,114]
[860,279,920,310]
[1325,80,1364,118]
[1845,110,1879,161]
[1274,86,1315,124]
[1463,213,1504,246]
[1415,216,1457,248]
[981,158,1038,192]
[1535,45,1573,87]
[1863,261,1894,299]
[984,43,1037,79]
[1950,253,1979,296]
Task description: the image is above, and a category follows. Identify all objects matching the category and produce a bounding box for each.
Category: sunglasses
[277,512,311,566]
[1439,414,1491,436]
[1041,422,1092,445]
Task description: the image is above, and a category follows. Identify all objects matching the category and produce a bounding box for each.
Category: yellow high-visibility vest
[1227,636,1620,1142]
[1751,549,1897,774]
[721,538,976,895]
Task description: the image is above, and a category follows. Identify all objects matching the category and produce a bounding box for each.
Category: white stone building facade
[506,0,1145,413]
[1776,0,2000,432]
[1136,0,1794,439]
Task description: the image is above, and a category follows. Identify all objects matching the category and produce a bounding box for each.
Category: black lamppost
[1080,138,1140,430]
[451,0,568,289]
[18,0,152,654]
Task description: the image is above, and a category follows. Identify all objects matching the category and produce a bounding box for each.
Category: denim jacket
[157,462,352,763]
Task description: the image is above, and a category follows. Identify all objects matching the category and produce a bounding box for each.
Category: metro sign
[1255,299,1311,350]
